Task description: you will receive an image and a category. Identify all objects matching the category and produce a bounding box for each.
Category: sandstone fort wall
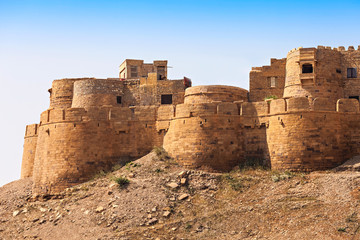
[21,51,360,196]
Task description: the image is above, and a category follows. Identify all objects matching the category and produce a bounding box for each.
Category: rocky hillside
[1,149,360,240]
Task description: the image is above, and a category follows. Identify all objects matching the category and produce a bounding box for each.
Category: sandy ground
[2,152,360,240]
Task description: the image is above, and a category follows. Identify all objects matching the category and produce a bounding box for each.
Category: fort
[21,46,360,196]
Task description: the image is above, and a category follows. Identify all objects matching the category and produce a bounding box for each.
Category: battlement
[39,106,165,125]
[184,85,248,104]
[25,124,39,138]
[21,50,360,196]
[250,58,286,72]
[287,46,360,55]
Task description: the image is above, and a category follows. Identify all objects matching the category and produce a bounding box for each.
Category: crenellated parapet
[32,104,171,195]
[21,124,39,179]
[21,52,360,196]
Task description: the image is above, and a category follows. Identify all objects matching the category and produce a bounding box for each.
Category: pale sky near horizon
[1,0,360,186]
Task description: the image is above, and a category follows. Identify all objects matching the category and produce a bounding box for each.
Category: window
[161,94,172,104]
[130,66,138,78]
[336,69,342,74]
[270,77,276,88]
[157,66,166,80]
[302,64,313,73]
[347,68,357,78]
[349,96,359,101]
[116,96,122,104]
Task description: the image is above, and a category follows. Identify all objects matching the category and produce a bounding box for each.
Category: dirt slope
[1,151,360,240]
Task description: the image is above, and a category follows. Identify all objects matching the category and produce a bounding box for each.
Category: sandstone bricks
[21,50,360,196]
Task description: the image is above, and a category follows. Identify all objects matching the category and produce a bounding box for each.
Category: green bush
[264,95,278,101]
[271,171,294,182]
[113,176,130,188]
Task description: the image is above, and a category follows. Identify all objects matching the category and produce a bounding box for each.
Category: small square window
[302,64,313,74]
[116,96,122,104]
[161,94,172,104]
[347,68,357,78]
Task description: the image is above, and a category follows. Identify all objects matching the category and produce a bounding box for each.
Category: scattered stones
[169,196,176,201]
[39,207,47,212]
[55,214,62,220]
[152,207,157,212]
[84,210,90,215]
[147,218,158,225]
[39,219,46,224]
[178,194,189,200]
[128,173,135,178]
[95,206,104,213]
[12,210,20,217]
[171,227,177,231]
[147,214,152,219]
[178,171,188,178]
[163,211,171,217]
[167,182,179,189]
[180,178,187,185]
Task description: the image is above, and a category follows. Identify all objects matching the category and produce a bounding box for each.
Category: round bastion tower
[283,47,343,102]
[163,85,249,171]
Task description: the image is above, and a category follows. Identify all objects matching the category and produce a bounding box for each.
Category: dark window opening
[157,66,166,80]
[116,96,122,104]
[349,96,359,101]
[161,94,172,104]
[336,69,342,74]
[302,64,313,73]
[347,68,357,78]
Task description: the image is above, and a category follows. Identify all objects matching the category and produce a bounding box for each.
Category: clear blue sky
[1,0,360,186]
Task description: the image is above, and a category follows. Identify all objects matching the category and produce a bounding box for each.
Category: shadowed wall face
[21,124,38,179]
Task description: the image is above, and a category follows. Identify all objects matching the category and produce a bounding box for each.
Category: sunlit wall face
[1,0,359,186]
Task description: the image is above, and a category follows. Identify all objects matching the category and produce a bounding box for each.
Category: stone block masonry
[20,47,360,195]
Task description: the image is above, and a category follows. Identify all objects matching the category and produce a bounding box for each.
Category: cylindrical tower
[72,79,123,109]
[50,79,78,109]
[283,47,343,102]
[164,85,248,171]
[21,124,38,178]
[267,111,346,171]
[32,111,116,195]
[184,85,248,104]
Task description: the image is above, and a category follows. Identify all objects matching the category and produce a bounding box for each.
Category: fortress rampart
[21,124,38,179]
[21,49,360,195]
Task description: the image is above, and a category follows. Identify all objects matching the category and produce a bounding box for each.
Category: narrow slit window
[349,96,359,101]
[347,68,357,78]
[302,64,313,73]
[116,96,122,104]
[161,94,172,104]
